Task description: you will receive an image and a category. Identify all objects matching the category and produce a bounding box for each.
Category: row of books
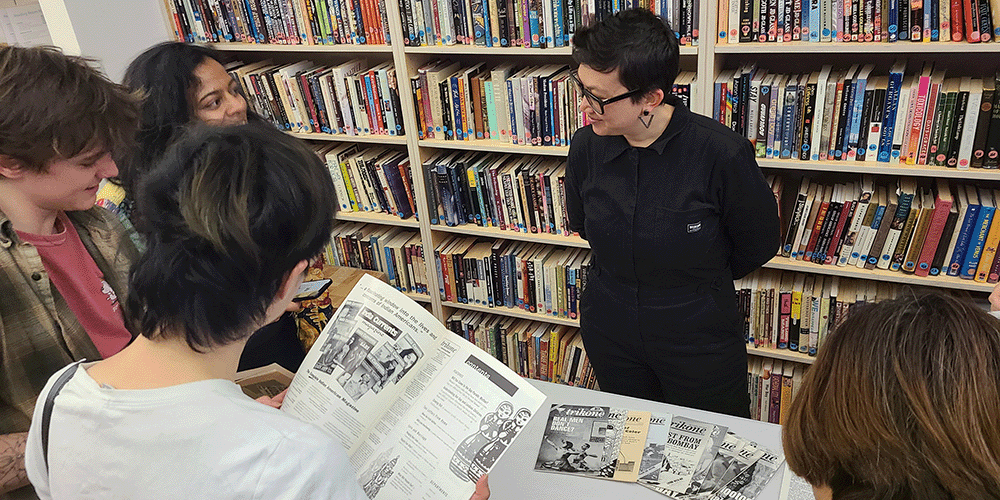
[718,0,1000,42]
[413,61,581,145]
[399,0,699,48]
[413,59,696,145]
[433,235,592,316]
[231,58,406,136]
[322,223,431,295]
[319,143,418,218]
[163,0,390,44]
[422,151,578,235]
[736,267,905,353]
[445,311,598,387]
[748,356,803,424]
[774,174,1000,282]
[718,62,1000,168]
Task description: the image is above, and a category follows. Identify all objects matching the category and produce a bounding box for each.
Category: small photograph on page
[366,334,424,391]
[312,300,364,374]
[338,363,378,401]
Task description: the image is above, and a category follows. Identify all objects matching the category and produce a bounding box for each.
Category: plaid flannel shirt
[0,206,137,498]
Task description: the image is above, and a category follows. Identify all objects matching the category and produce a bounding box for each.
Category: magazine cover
[533,404,628,478]
[637,413,674,484]
[641,415,724,494]
[686,432,746,499]
[711,447,784,500]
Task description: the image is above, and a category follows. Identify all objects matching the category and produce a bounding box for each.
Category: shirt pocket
[640,206,720,270]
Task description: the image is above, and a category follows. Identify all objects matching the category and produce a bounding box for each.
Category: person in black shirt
[565,9,780,417]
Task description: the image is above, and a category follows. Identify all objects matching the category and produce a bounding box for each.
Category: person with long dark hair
[24,123,491,500]
[100,42,303,373]
[565,8,780,416]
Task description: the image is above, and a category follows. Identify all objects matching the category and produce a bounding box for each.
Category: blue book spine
[837,81,857,158]
[242,0,262,42]
[451,77,464,140]
[553,0,564,47]
[364,75,378,133]
[352,0,366,42]
[859,205,887,263]
[506,79,519,144]
[888,0,899,40]
[948,205,982,276]
[878,72,903,161]
[529,6,540,47]
[482,0,493,46]
[809,0,820,40]
[848,77,869,157]
[961,206,996,279]
[780,86,797,158]
[384,246,397,285]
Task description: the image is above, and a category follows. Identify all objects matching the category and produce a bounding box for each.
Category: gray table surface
[489,380,788,500]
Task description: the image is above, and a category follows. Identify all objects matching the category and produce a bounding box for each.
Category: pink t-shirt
[17,213,131,358]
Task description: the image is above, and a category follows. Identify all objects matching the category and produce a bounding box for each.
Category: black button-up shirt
[566,104,780,289]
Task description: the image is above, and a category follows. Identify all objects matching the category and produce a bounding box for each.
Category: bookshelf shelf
[747,345,816,364]
[405,291,433,303]
[757,158,1000,180]
[762,256,995,293]
[714,41,1000,54]
[445,301,581,327]
[288,132,408,144]
[432,224,590,248]
[335,211,421,228]
[418,138,570,156]
[209,43,393,53]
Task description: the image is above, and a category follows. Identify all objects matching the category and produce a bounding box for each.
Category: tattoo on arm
[0,432,30,494]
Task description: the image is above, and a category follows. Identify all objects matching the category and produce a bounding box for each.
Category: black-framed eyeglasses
[569,70,643,115]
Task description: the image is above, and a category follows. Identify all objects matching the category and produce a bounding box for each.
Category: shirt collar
[0,207,110,249]
[598,102,692,163]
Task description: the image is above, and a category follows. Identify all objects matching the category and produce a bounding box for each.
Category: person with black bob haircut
[101,41,309,374]
[565,8,780,417]
[24,122,490,499]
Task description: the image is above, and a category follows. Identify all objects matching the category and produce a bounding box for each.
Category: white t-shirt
[26,362,367,500]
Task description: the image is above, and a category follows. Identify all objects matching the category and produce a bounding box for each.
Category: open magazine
[280,274,547,500]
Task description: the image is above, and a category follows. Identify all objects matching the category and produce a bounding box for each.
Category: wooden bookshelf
[335,211,421,228]
[757,158,1000,180]
[762,256,995,293]
[288,132,408,145]
[418,138,570,156]
[432,224,590,248]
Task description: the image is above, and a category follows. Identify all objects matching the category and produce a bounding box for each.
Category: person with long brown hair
[783,291,1000,500]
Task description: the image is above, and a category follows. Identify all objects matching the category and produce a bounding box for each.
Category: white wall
[38,0,170,81]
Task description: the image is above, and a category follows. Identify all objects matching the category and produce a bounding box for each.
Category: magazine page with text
[282,274,546,500]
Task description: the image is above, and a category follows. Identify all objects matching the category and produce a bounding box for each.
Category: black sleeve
[718,140,780,279]
[565,133,587,240]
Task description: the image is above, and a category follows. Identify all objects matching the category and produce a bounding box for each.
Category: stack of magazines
[534,405,784,500]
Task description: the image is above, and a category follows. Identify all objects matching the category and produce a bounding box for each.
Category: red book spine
[965,0,981,41]
[915,198,952,277]
[951,0,965,40]
[826,200,854,264]
[804,201,831,262]
[769,371,783,423]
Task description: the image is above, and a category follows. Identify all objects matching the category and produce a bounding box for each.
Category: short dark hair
[783,291,1000,499]
[117,42,258,199]
[571,8,680,105]
[0,45,140,171]
[125,122,335,351]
